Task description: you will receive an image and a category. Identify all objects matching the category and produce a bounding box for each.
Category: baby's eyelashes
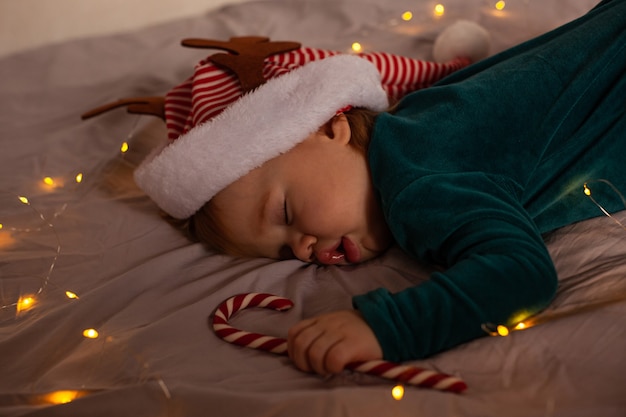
[283,199,290,225]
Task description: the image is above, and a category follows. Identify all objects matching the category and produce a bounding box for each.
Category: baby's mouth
[335,241,347,259]
[315,237,362,265]
[316,241,346,265]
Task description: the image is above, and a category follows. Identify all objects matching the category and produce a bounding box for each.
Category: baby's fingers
[288,318,345,375]
[304,332,344,375]
[287,318,319,373]
[288,310,382,376]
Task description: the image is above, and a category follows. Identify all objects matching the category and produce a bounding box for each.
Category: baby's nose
[290,234,316,263]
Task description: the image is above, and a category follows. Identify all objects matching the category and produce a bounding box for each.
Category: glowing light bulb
[0,223,3,230]
[584,185,591,196]
[496,325,509,337]
[401,11,413,21]
[120,142,129,153]
[351,42,363,53]
[65,291,79,299]
[434,4,445,17]
[514,322,526,330]
[17,295,36,313]
[495,0,506,10]
[41,176,63,190]
[18,196,29,205]
[82,328,99,339]
[391,384,405,400]
[75,173,83,183]
[44,390,80,404]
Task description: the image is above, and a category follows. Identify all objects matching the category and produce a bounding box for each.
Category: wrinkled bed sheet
[1,0,624,416]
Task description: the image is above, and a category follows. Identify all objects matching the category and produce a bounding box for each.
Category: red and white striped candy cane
[212,293,467,393]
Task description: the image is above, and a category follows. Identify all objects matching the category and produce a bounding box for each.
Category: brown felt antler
[81,96,166,120]
[180,36,301,93]
[81,36,301,121]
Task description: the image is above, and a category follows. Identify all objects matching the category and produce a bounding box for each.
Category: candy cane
[212,293,467,393]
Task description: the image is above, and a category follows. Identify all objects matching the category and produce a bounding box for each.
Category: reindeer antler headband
[82,37,302,121]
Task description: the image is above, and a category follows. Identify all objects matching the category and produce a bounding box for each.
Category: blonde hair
[187,107,380,254]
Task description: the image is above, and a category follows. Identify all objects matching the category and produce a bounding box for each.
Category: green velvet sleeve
[353,172,558,362]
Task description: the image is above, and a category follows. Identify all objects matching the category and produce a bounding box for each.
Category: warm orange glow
[496,325,509,337]
[17,295,36,313]
[434,4,445,17]
[41,176,64,190]
[43,390,81,404]
[391,384,405,400]
[0,230,16,249]
[21,390,96,405]
[351,42,363,53]
[82,328,99,339]
[65,291,79,299]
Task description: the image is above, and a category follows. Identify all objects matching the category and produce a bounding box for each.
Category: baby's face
[211,115,393,265]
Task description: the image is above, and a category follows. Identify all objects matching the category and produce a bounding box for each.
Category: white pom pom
[433,20,491,63]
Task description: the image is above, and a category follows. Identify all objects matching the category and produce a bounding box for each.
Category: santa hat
[134,21,490,219]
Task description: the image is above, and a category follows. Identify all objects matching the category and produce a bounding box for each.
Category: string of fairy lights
[0,119,176,406]
[1,0,624,407]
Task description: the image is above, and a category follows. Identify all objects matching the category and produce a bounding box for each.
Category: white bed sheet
[1,0,625,416]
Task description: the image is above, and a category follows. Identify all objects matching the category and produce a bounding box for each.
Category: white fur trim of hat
[134,55,389,219]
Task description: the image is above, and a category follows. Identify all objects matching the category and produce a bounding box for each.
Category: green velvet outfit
[353,0,626,362]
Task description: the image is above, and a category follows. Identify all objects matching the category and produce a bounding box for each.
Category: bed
[1,0,625,416]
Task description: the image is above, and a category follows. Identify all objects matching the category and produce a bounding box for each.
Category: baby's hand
[287,310,383,375]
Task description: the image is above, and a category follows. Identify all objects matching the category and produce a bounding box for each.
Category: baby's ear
[327,113,351,145]
[317,113,350,144]
[319,118,335,139]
